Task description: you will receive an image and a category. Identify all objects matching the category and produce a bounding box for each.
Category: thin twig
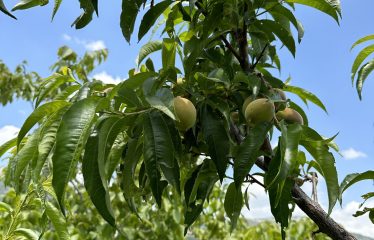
[250,43,269,71]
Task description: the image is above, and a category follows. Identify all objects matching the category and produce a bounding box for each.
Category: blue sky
[0,0,373,236]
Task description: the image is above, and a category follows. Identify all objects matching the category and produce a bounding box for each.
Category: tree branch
[229,123,357,240]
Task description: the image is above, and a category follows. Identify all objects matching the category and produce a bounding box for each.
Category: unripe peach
[276,108,304,125]
[244,98,275,126]
[174,96,197,131]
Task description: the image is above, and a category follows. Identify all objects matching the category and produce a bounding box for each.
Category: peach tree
[0,0,369,239]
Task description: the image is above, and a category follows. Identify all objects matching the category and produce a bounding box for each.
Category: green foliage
[351,34,374,99]
[1,0,370,239]
[0,60,40,106]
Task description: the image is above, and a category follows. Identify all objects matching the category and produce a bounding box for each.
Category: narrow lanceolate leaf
[17,101,70,148]
[82,135,115,226]
[12,0,47,11]
[0,0,17,19]
[138,0,173,41]
[277,123,303,186]
[285,0,340,23]
[351,45,374,82]
[351,34,374,50]
[72,0,95,29]
[52,98,98,211]
[52,0,63,20]
[184,159,218,233]
[356,59,374,100]
[13,228,39,240]
[284,85,327,113]
[301,139,339,215]
[122,138,143,213]
[45,202,70,240]
[257,19,296,57]
[339,171,374,201]
[13,128,41,183]
[0,137,17,159]
[137,40,162,66]
[201,104,230,182]
[224,183,243,230]
[34,106,69,181]
[234,122,271,188]
[143,111,178,206]
[120,0,143,43]
[97,116,134,185]
[268,178,294,239]
[162,38,177,69]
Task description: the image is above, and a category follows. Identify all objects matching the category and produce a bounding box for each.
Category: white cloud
[62,34,72,41]
[0,125,20,145]
[62,34,106,51]
[92,71,123,84]
[332,200,374,237]
[84,40,106,51]
[341,148,367,160]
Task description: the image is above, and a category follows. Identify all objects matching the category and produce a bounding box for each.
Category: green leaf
[339,171,374,201]
[356,59,374,100]
[52,98,98,211]
[12,0,47,11]
[275,123,303,187]
[35,74,75,108]
[45,202,70,240]
[13,228,39,240]
[184,159,218,233]
[52,0,62,20]
[353,207,374,224]
[256,19,296,57]
[138,0,173,41]
[122,137,143,213]
[34,106,69,181]
[72,0,95,29]
[143,111,178,206]
[301,139,339,215]
[201,104,230,182]
[120,0,143,43]
[91,0,98,16]
[268,178,294,239]
[13,128,41,185]
[351,45,374,82]
[105,135,126,182]
[224,183,243,230]
[144,88,176,120]
[137,40,162,66]
[234,122,271,187]
[285,0,340,23]
[0,0,17,19]
[284,85,327,113]
[0,137,17,159]
[351,34,374,50]
[0,202,12,213]
[82,135,115,226]
[119,72,158,90]
[162,38,177,69]
[17,101,70,148]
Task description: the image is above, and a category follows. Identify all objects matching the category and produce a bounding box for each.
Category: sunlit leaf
[138,0,173,41]
[137,40,162,66]
[52,98,98,211]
